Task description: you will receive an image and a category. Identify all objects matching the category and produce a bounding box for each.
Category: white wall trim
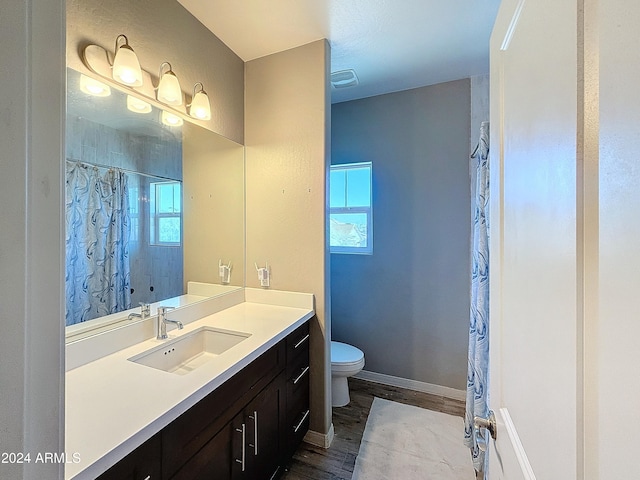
[500,408,537,479]
[354,370,466,401]
[304,423,335,448]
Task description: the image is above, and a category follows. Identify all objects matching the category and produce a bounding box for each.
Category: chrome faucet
[157,306,183,340]
[127,302,151,321]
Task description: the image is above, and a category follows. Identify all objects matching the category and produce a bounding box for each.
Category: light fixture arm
[111,33,143,87]
[156,61,182,105]
[187,82,212,120]
[114,34,130,55]
[158,62,173,84]
[190,82,206,102]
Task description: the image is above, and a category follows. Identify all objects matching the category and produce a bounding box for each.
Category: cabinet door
[162,340,285,479]
[232,373,286,480]
[169,423,232,480]
[96,433,161,480]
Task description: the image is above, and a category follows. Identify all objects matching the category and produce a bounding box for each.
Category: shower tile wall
[66,116,184,308]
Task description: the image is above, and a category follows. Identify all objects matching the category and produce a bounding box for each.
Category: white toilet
[331,341,365,407]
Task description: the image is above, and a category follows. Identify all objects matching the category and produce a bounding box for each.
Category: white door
[485,1,640,478]
[486,0,579,478]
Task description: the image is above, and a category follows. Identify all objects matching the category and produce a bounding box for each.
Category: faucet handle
[139,302,151,317]
[158,305,176,315]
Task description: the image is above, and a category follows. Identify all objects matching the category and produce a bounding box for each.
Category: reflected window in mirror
[150,181,182,246]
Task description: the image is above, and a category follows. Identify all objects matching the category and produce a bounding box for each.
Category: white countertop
[65,299,314,479]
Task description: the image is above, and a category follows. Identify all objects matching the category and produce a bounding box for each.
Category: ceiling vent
[331,69,359,89]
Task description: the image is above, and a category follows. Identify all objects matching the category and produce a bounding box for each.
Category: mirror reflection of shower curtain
[65,161,131,325]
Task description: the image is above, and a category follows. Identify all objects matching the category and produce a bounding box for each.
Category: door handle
[474,410,497,441]
[235,423,246,472]
[248,410,258,456]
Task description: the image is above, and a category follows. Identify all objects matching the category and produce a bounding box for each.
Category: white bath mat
[352,397,475,479]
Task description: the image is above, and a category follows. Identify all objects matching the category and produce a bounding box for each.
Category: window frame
[150,180,182,247]
[329,162,373,255]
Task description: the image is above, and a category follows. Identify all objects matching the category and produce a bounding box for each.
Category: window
[128,184,139,243]
[150,181,181,246]
[329,162,372,254]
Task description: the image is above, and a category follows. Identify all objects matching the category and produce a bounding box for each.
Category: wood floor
[280,377,466,480]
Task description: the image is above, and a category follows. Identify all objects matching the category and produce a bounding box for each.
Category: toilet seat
[331,341,365,372]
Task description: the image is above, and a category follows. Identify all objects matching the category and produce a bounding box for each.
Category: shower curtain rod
[65,158,181,182]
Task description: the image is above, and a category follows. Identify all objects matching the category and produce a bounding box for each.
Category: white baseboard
[304,423,335,448]
[354,370,466,402]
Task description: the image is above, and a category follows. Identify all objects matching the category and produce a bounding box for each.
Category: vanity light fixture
[82,37,212,124]
[127,95,152,114]
[79,74,111,97]
[156,62,182,106]
[188,82,211,120]
[112,34,143,87]
[162,110,183,127]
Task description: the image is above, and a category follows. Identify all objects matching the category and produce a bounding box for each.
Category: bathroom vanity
[65,290,314,480]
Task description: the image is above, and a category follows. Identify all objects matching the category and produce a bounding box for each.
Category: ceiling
[177,0,501,104]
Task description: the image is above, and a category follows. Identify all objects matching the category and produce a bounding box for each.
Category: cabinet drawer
[286,399,310,457]
[286,350,310,397]
[285,353,309,458]
[286,322,309,363]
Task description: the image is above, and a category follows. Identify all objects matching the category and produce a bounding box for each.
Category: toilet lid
[331,341,364,365]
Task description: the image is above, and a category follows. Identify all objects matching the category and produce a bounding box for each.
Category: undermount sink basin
[128,327,251,375]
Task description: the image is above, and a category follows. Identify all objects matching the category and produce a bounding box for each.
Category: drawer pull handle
[293,409,310,433]
[294,334,310,349]
[248,410,258,455]
[235,423,246,472]
[269,466,281,480]
[293,366,310,385]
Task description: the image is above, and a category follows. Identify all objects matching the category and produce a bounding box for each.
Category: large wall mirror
[65,68,244,342]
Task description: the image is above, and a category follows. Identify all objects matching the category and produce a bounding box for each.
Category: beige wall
[1,2,65,479]
[66,0,244,144]
[183,123,245,288]
[245,40,332,435]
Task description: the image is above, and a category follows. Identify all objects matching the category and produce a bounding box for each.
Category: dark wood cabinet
[100,320,309,480]
[284,322,310,460]
[231,372,285,480]
[162,341,285,480]
[170,423,232,480]
[96,432,161,480]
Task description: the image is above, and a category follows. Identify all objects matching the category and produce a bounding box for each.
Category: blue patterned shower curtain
[65,161,131,325]
[464,121,490,472]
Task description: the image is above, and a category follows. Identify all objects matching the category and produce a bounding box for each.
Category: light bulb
[127,95,151,114]
[157,63,182,106]
[79,74,111,97]
[161,111,183,127]
[112,35,143,87]
[189,88,211,120]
